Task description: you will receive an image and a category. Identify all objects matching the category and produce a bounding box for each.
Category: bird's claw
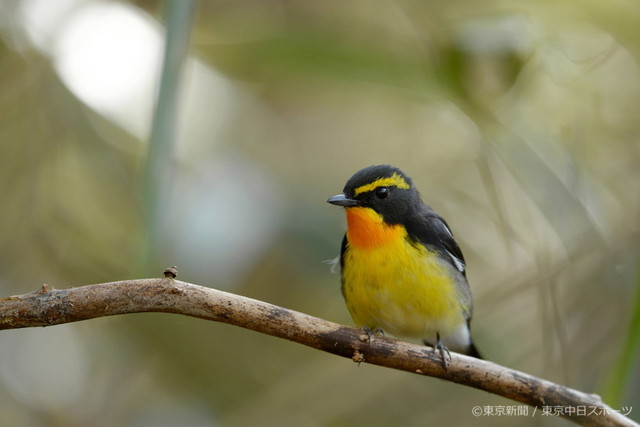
[361,326,384,342]
[426,333,451,370]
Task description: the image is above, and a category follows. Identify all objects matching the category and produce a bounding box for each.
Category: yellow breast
[341,207,465,339]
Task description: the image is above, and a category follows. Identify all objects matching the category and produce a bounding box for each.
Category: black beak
[327,193,359,207]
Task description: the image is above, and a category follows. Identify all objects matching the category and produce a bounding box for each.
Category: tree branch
[0,276,636,427]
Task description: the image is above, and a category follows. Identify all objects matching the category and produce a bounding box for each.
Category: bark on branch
[0,276,635,427]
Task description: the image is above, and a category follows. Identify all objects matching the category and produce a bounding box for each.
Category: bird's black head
[327,165,421,224]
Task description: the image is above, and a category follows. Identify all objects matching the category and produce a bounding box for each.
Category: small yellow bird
[328,165,481,364]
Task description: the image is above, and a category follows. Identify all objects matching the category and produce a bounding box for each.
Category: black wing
[407,204,467,277]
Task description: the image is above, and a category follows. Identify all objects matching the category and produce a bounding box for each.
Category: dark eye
[375,187,389,199]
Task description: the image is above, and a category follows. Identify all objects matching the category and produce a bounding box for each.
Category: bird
[327,165,481,366]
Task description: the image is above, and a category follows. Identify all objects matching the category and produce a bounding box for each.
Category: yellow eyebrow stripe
[354,173,410,196]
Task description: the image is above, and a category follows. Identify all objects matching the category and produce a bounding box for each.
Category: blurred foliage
[1,0,639,426]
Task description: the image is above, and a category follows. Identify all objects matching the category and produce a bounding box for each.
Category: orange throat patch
[345,207,405,249]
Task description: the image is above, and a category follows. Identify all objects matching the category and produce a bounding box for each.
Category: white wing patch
[439,220,455,239]
[446,250,465,274]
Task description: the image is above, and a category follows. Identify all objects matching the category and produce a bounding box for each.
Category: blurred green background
[1,0,639,426]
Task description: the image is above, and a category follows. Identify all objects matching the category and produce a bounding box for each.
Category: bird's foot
[426,333,451,370]
[361,326,384,342]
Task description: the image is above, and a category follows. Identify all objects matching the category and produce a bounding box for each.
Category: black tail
[466,341,483,360]
[422,337,483,360]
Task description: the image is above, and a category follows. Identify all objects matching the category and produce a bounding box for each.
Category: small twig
[0,277,636,427]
